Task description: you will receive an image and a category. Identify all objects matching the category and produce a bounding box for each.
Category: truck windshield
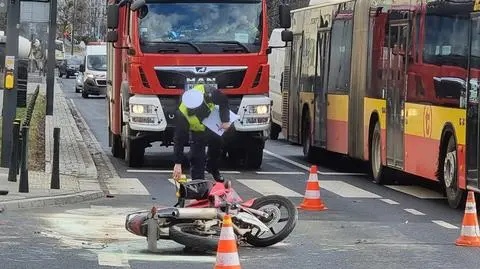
[138,1,263,54]
[87,55,107,71]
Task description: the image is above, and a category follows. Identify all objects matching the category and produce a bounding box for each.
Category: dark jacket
[173,88,229,164]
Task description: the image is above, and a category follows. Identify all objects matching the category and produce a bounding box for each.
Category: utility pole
[71,0,76,55]
[46,0,58,116]
[1,0,20,167]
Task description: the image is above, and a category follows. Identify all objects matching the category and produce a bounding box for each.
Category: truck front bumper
[127,94,271,138]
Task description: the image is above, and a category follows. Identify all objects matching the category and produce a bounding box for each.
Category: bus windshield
[138,1,263,53]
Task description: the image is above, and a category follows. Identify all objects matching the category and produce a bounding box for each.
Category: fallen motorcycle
[125,179,298,251]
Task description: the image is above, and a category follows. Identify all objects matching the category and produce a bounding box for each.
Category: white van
[268,28,286,140]
[79,42,107,98]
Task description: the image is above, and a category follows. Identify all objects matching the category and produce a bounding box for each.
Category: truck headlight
[131,104,155,114]
[246,105,269,115]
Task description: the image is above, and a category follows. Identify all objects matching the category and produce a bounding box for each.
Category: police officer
[172,84,230,182]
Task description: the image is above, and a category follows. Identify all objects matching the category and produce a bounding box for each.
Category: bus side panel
[363,97,386,164]
[404,103,466,183]
[327,94,349,154]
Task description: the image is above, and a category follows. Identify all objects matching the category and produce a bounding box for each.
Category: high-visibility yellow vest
[179,85,215,132]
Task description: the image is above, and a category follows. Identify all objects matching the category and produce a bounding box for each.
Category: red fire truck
[105,0,291,168]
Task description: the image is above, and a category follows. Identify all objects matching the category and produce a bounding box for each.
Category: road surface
[0,78,478,269]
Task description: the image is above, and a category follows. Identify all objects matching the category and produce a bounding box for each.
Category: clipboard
[202,105,239,136]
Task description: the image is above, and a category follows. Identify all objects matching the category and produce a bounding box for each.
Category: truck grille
[154,66,247,90]
[281,66,290,130]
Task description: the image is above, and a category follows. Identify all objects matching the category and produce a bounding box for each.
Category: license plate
[185,81,218,91]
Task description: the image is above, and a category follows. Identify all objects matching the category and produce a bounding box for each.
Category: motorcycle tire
[168,223,221,251]
[245,195,298,247]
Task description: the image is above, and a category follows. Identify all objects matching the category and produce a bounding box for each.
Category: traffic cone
[214,214,241,269]
[456,191,480,247]
[299,165,327,211]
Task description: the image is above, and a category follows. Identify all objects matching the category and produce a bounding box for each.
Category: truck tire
[370,121,384,184]
[124,126,144,167]
[111,132,125,159]
[245,139,264,169]
[270,122,281,140]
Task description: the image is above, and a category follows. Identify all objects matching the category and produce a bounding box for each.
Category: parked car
[59,56,82,78]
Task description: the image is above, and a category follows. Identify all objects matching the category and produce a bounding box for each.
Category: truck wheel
[245,140,264,169]
[111,132,125,159]
[270,122,281,140]
[125,136,145,168]
[439,133,466,209]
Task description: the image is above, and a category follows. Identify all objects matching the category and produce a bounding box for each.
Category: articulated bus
[277,0,480,208]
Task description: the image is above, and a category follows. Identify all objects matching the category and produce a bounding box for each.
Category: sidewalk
[0,74,104,211]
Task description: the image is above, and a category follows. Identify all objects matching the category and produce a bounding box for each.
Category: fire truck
[105,0,291,168]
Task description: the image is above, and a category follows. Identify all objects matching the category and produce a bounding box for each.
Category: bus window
[327,14,353,93]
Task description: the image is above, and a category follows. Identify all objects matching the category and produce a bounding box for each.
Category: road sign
[20,1,50,23]
[5,56,14,70]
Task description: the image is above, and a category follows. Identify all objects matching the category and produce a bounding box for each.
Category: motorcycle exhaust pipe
[172,208,218,219]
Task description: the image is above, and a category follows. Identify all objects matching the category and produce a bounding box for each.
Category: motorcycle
[125,179,298,251]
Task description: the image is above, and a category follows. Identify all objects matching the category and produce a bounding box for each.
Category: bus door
[314,29,330,148]
[288,33,304,143]
[467,13,480,187]
[386,20,410,169]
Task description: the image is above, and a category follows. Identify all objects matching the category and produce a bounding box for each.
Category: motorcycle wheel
[169,223,221,251]
[245,195,298,247]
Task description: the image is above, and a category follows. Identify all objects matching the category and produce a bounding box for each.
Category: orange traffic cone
[299,165,327,211]
[214,214,241,269]
[456,191,480,247]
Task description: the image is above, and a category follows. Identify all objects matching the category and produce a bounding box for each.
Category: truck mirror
[281,30,293,42]
[79,64,85,73]
[279,5,291,29]
[106,31,119,43]
[107,4,119,29]
[130,0,146,11]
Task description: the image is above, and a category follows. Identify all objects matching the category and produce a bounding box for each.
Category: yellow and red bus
[278,0,480,208]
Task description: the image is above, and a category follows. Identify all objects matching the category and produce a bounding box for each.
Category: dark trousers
[189,129,223,180]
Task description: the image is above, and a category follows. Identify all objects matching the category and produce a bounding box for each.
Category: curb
[0,190,105,211]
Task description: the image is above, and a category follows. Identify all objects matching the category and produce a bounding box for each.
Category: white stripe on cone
[215,252,240,266]
[304,190,321,199]
[219,226,236,240]
[308,174,318,182]
[465,202,477,214]
[460,225,480,237]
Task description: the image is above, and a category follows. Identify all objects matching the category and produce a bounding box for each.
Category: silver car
[75,72,84,93]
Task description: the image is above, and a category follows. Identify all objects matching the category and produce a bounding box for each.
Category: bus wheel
[370,121,384,184]
[302,114,314,160]
[440,135,466,209]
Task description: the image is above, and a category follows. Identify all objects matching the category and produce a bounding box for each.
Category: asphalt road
[1,78,479,269]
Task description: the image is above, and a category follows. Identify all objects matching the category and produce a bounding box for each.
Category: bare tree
[57,0,88,41]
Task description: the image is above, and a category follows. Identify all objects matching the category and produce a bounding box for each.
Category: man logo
[195,67,207,73]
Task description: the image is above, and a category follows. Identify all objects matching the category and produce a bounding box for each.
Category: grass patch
[0,93,46,171]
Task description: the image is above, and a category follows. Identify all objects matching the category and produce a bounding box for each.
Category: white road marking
[320,180,382,198]
[404,208,426,216]
[106,177,150,195]
[127,169,241,174]
[256,171,305,175]
[237,179,303,197]
[432,220,458,229]
[39,205,217,267]
[380,198,400,205]
[385,185,445,199]
[263,149,367,176]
